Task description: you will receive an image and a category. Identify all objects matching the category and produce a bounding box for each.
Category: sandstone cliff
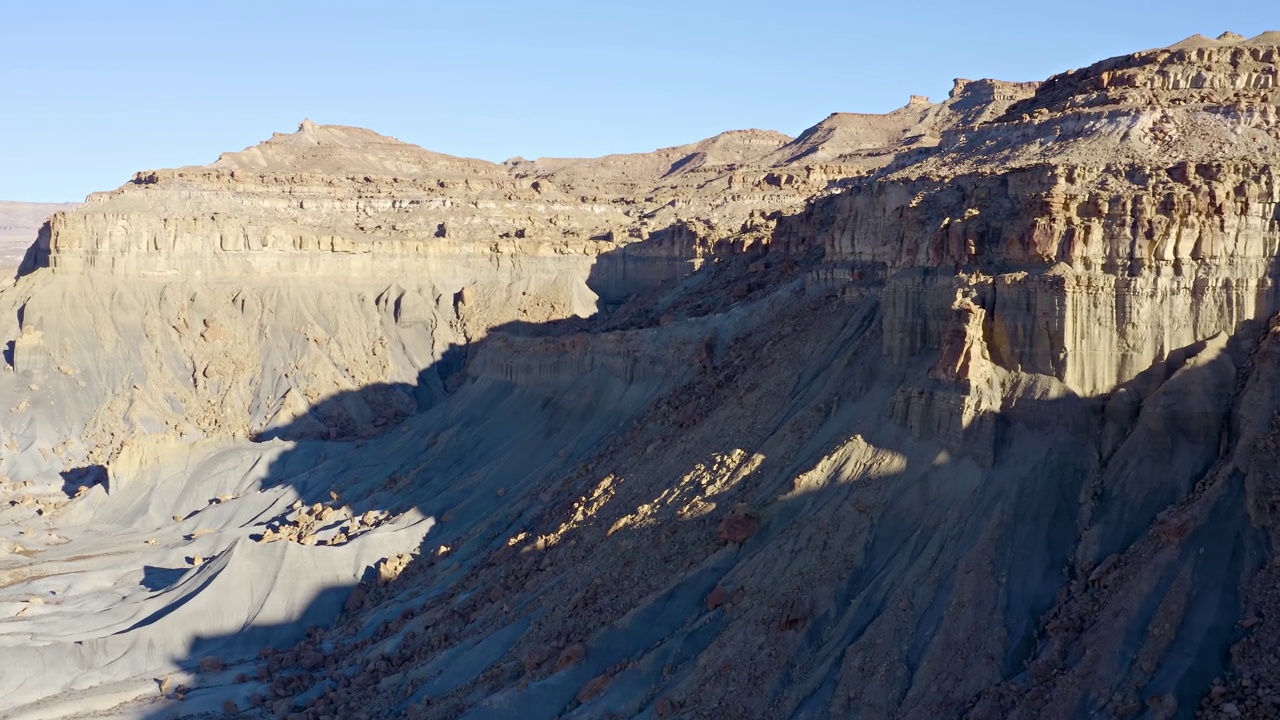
[791,34,1280,396]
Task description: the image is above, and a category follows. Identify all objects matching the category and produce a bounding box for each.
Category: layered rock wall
[791,83,1280,394]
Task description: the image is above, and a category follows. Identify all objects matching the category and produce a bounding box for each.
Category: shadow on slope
[60,463,108,498]
[133,241,1279,720]
[15,221,52,280]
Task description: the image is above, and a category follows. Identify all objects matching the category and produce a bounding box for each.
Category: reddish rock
[718,503,762,543]
[555,642,587,671]
[576,673,613,703]
[200,320,226,343]
[707,585,730,611]
[656,697,676,717]
[345,587,366,613]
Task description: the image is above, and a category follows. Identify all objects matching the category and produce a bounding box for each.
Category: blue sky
[1,1,1274,201]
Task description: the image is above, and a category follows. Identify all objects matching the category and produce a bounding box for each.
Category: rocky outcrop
[1000,32,1280,118]
[0,200,77,276]
[789,32,1280,394]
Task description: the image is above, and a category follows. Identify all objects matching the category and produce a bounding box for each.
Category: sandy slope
[0,437,431,719]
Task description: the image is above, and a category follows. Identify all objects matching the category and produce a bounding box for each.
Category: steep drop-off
[0,201,78,277]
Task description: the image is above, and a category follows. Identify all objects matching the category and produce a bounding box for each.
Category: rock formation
[1,29,1280,720]
[0,200,78,277]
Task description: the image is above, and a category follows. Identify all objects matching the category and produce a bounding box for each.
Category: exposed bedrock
[794,160,1280,395]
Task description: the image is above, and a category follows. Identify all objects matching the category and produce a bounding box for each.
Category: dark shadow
[140,565,190,592]
[60,464,108,498]
[584,221,703,315]
[433,341,471,394]
[175,586,353,670]
[15,221,52,279]
[3,340,13,369]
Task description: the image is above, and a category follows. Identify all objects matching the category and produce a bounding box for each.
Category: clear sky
[1,1,1274,202]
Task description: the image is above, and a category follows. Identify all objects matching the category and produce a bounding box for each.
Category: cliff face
[787,37,1280,396]
[0,200,78,276]
[3,30,1280,720]
[2,78,1032,456]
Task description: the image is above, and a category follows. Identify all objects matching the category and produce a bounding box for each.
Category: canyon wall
[3,31,1280,720]
[787,38,1280,395]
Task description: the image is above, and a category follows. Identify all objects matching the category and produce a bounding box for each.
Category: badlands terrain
[2,30,1280,720]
